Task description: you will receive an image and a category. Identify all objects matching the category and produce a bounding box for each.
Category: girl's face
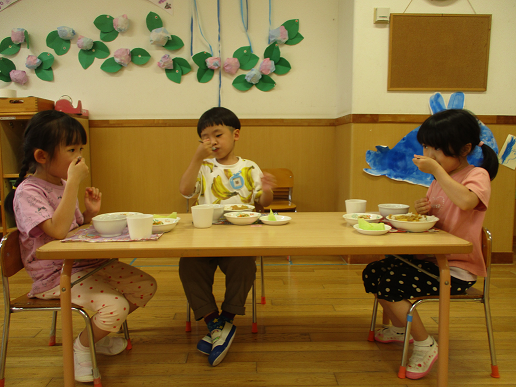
[39,143,84,184]
[200,125,239,164]
[422,144,467,174]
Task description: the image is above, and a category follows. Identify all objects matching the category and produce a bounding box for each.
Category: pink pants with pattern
[34,261,156,332]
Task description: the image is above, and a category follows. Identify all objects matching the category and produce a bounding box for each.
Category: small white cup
[345,199,367,213]
[126,214,153,240]
[191,204,214,228]
[210,204,225,223]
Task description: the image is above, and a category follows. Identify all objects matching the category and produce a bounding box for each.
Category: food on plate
[358,218,385,231]
[230,205,250,210]
[267,209,276,221]
[389,213,426,222]
[237,213,250,217]
[357,214,372,219]
[154,212,177,219]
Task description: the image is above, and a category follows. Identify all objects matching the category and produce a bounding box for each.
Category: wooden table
[36,212,472,387]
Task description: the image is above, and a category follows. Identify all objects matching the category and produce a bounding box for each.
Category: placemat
[62,226,163,242]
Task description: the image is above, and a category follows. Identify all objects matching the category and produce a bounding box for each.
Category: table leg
[60,260,75,387]
[435,254,450,387]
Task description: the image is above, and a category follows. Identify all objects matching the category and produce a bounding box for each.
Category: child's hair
[4,110,87,215]
[417,109,498,180]
[197,107,241,137]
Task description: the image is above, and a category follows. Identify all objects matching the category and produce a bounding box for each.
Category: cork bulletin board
[388,14,491,91]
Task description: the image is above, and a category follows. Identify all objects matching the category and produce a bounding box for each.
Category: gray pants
[179,256,257,321]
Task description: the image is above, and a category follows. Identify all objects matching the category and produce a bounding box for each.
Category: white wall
[349,0,516,115]
[0,0,339,119]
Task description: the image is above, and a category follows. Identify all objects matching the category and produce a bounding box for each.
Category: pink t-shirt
[426,165,490,277]
[13,176,104,296]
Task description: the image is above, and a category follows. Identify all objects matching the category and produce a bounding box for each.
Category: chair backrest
[481,227,492,269]
[261,168,294,201]
[0,229,23,279]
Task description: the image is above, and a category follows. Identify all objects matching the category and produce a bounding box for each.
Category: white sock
[74,336,90,352]
[390,325,406,334]
[414,335,434,347]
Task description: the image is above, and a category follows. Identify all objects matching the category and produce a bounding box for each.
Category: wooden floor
[1,255,515,387]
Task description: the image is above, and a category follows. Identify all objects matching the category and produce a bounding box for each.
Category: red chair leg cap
[49,336,56,346]
[126,338,132,350]
[185,321,191,332]
[0,377,5,387]
[93,377,102,386]
[261,296,266,304]
[252,322,258,334]
[491,365,500,378]
[367,331,375,342]
[398,366,406,379]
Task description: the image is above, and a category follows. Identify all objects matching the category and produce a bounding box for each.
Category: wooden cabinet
[0,99,90,236]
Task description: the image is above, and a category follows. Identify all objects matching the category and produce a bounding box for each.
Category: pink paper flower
[25,55,42,70]
[158,54,174,69]
[113,14,129,33]
[77,36,94,51]
[150,28,170,46]
[11,28,25,44]
[245,68,262,84]
[206,57,221,70]
[10,70,28,85]
[223,58,240,75]
[259,58,275,75]
[113,48,131,66]
[57,26,76,40]
[268,26,288,44]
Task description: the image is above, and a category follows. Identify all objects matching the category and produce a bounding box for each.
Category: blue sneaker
[208,322,237,366]
[197,333,212,355]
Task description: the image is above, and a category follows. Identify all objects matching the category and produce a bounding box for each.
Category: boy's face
[200,125,240,160]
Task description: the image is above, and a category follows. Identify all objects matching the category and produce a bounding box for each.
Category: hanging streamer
[217,0,221,107]
[240,0,253,53]
[191,0,214,56]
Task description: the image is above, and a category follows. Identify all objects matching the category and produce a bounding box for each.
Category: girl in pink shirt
[363,109,498,379]
[5,111,156,383]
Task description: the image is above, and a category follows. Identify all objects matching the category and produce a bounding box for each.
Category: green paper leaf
[100,30,119,42]
[101,57,123,73]
[0,37,20,55]
[92,41,110,59]
[0,57,16,76]
[232,74,253,91]
[38,52,54,69]
[46,31,70,55]
[282,19,300,40]
[274,57,291,75]
[94,15,115,33]
[24,30,30,49]
[146,12,163,32]
[285,32,304,45]
[0,73,10,82]
[35,66,53,81]
[173,57,191,74]
[192,51,211,68]
[233,46,252,65]
[46,31,59,48]
[264,42,280,63]
[197,67,214,83]
[166,66,182,84]
[255,74,276,92]
[239,54,258,70]
[164,35,184,51]
[78,50,95,69]
[131,48,150,65]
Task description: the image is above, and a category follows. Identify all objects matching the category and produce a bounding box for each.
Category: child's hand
[195,139,215,160]
[414,197,431,214]
[67,156,89,184]
[261,172,277,192]
[84,187,102,217]
[412,155,441,175]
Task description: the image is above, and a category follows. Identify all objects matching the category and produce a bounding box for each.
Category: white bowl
[224,211,261,225]
[92,213,127,237]
[152,217,180,233]
[386,213,439,232]
[260,215,292,225]
[210,204,225,222]
[343,213,383,226]
[378,203,410,217]
[353,223,391,235]
[224,204,255,212]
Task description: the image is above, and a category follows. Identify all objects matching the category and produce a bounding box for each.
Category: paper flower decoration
[268,26,288,44]
[10,70,28,85]
[146,12,184,51]
[223,58,240,75]
[206,57,221,70]
[94,14,129,42]
[158,55,192,84]
[46,27,74,55]
[192,51,216,83]
[57,26,76,40]
[0,28,30,55]
[25,52,54,81]
[101,48,150,73]
[233,69,275,92]
[0,57,16,82]
[275,19,304,45]
[150,28,171,46]
[78,39,110,70]
[245,69,262,84]
[262,42,291,75]
[259,58,275,75]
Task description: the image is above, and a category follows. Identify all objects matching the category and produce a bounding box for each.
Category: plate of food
[224,204,255,212]
[386,213,439,232]
[353,223,391,235]
[343,213,383,226]
[224,211,261,225]
[260,214,291,225]
[152,217,180,233]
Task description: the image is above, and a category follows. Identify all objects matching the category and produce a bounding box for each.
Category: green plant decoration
[232,70,276,92]
[0,29,29,55]
[232,46,258,71]
[46,31,71,56]
[34,52,54,81]
[263,42,291,75]
[94,14,129,42]
[282,19,304,45]
[0,57,15,82]
[78,41,110,69]
[166,58,192,84]
[146,12,184,51]
[192,51,214,83]
[100,48,150,74]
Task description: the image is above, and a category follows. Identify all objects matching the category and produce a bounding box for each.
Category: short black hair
[197,107,241,137]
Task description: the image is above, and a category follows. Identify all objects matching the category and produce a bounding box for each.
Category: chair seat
[410,287,483,302]
[11,294,82,309]
[263,201,297,211]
